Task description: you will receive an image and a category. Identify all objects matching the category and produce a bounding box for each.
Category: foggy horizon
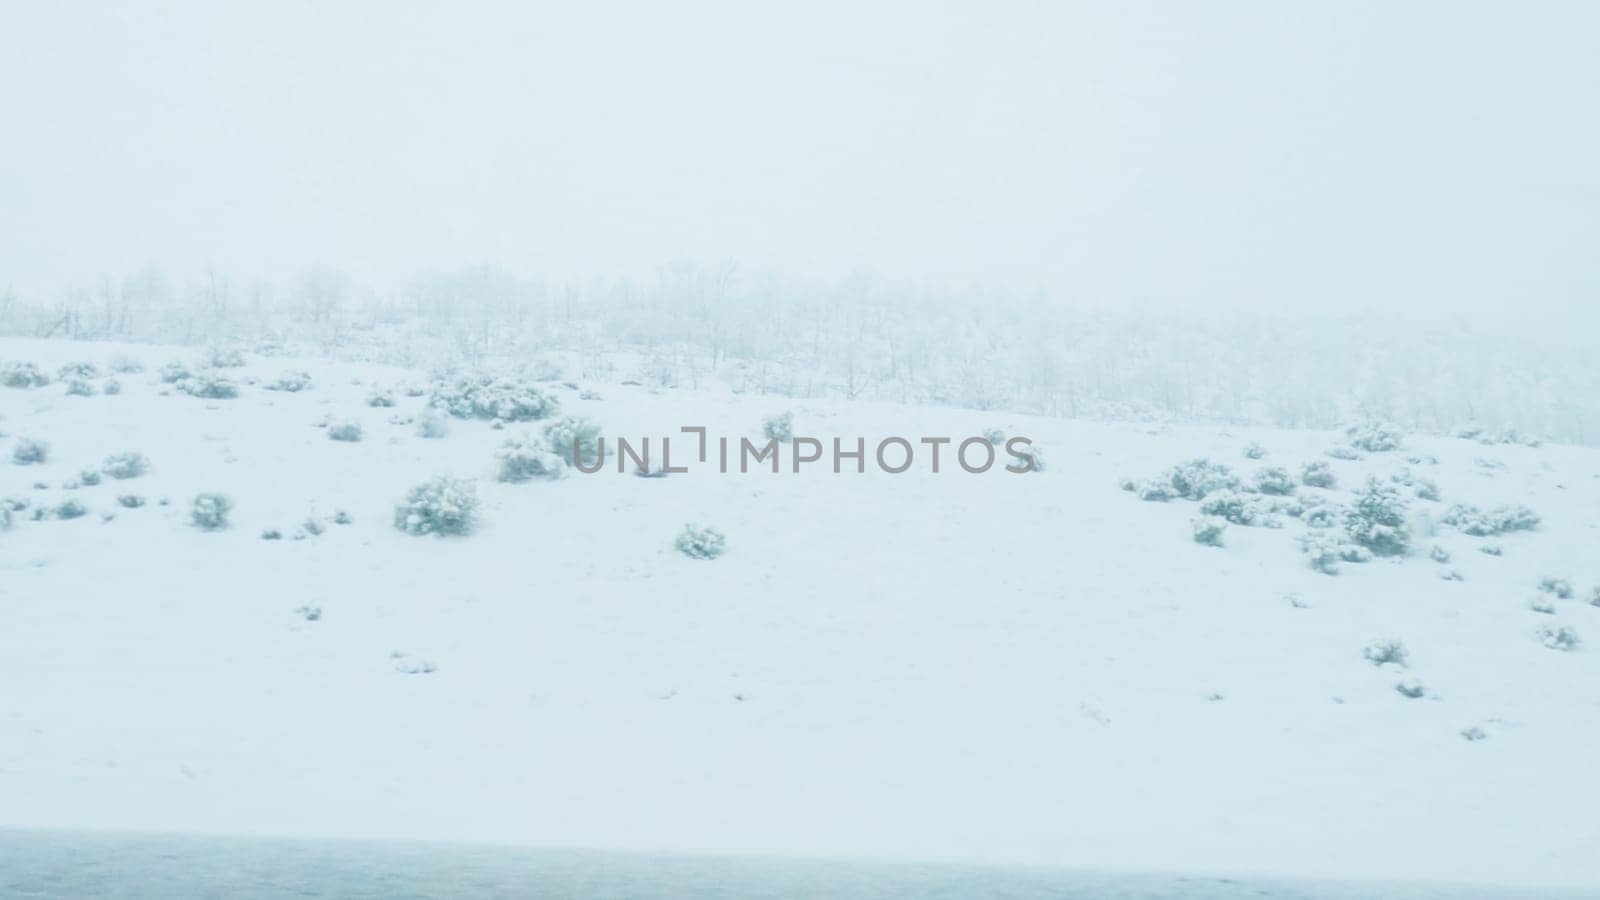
[5,1,1598,322]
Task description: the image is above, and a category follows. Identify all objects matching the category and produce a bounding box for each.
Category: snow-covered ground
[3,336,1599,890]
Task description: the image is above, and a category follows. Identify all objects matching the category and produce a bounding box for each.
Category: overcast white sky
[2,1,1596,315]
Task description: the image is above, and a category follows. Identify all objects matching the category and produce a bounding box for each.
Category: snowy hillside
[3,335,1599,889]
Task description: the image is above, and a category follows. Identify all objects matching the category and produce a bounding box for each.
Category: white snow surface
[2,337,1599,889]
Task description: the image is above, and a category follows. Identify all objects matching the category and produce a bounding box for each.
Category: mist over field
[4,2,1600,897]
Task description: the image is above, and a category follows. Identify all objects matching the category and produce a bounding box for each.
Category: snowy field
[3,335,1600,891]
[3,830,1595,900]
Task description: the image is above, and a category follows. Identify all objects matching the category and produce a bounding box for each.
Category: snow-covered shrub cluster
[65,379,95,396]
[203,346,247,368]
[1199,490,1283,528]
[102,452,149,479]
[1127,458,1239,502]
[1537,576,1574,599]
[429,371,559,422]
[176,373,239,399]
[191,493,232,530]
[327,421,364,442]
[1300,461,1336,488]
[266,370,313,392]
[367,389,396,408]
[57,362,98,379]
[54,498,88,520]
[1362,639,1409,667]
[675,523,727,560]
[415,414,450,439]
[762,411,794,443]
[1299,533,1371,575]
[1537,623,1581,652]
[495,435,566,482]
[1346,421,1404,453]
[1242,442,1266,459]
[1343,479,1410,557]
[1191,517,1226,547]
[12,438,48,465]
[1253,467,1295,495]
[543,415,603,467]
[1440,504,1540,536]
[394,476,479,536]
[2,362,49,388]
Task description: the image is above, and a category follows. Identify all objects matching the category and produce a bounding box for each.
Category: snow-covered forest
[3,264,1593,445]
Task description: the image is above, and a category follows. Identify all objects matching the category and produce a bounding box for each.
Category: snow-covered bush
[55,498,87,520]
[117,494,145,508]
[544,416,603,467]
[1299,533,1370,574]
[983,427,1006,446]
[333,509,353,525]
[109,355,144,374]
[1589,587,1600,608]
[266,371,313,392]
[1362,639,1408,667]
[1428,545,1451,564]
[1012,443,1046,473]
[190,493,233,530]
[1529,595,1558,615]
[1537,576,1574,599]
[158,361,193,383]
[57,361,99,380]
[1440,504,1540,536]
[2,362,50,388]
[1192,517,1226,547]
[1344,479,1410,557]
[203,346,247,368]
[102,379,122,395]
[178,373,239,399]
[78,469,102,487]
[415,415,450,439]
[1347,421,1404,452]
[64,379,95,396]
[12,438,48,465]
[1413,479,1441,502]
[1537,624,1581,652]
[102,452,150,479]
[261,529,283,540]
[429,371,558,422]
[1302,504,1341,529]
[394,477,479,536]
[327,421,364,442]
[1135,459,1239,502]
[1301,461,1337,488]
[675,523,727,560]
[1325,446,1363,460]
[1395,678,1426,699]
[1135,482,1175,502]
[1199,490,1281,527]
[1242,442,1266,460]
[495,435,566,483]
[762,411,794,443]
[367,389,396,408]
[1253,467,1295,495]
